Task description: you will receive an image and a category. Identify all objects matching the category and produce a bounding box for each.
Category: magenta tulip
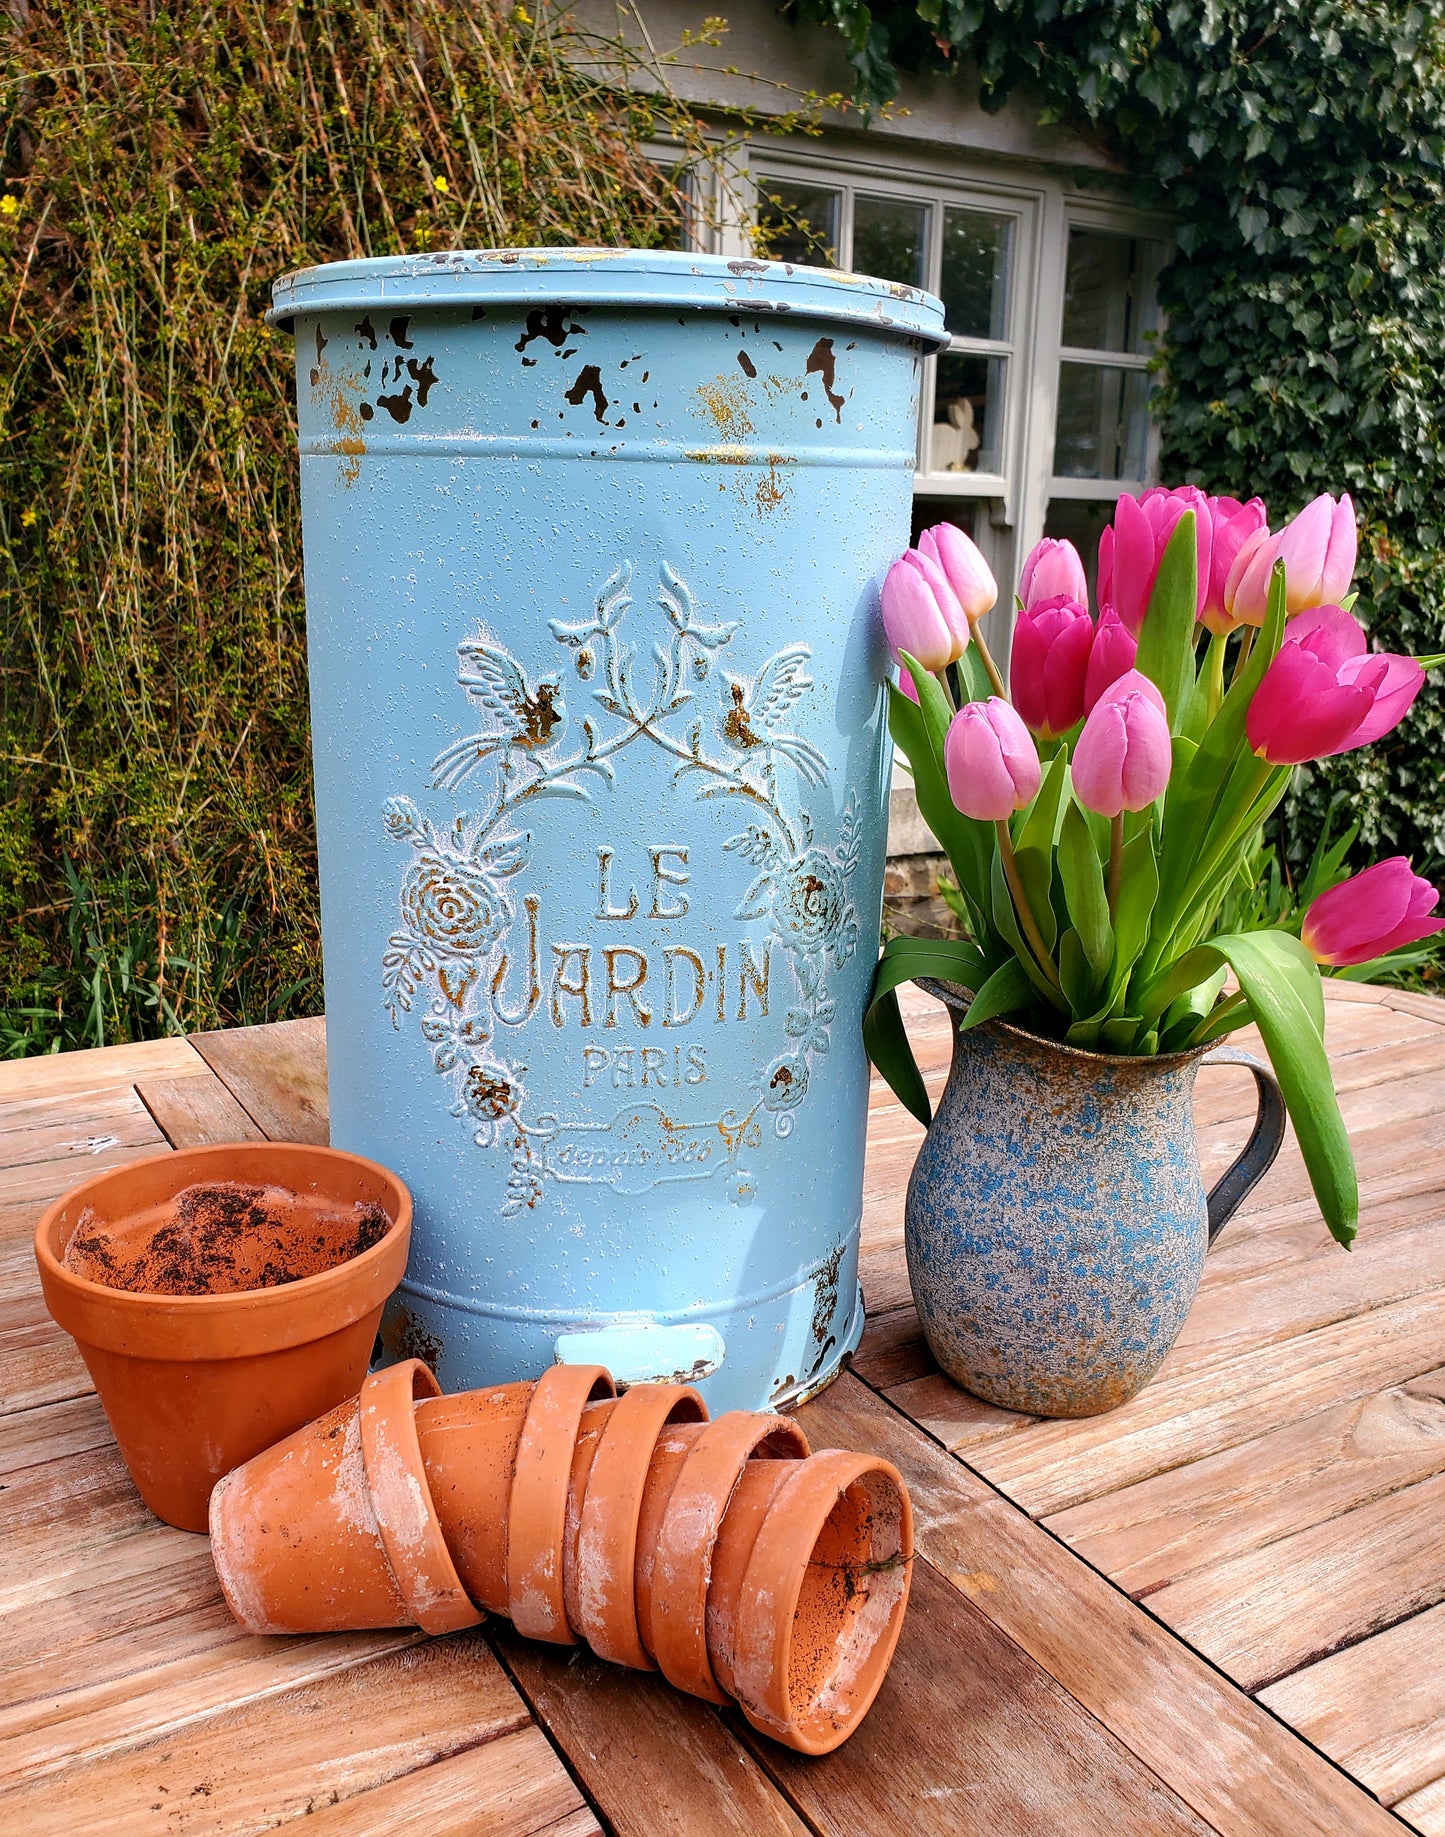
[880,547,969,672]
[1139,485,1215,622]
[1010,594,1094,739]
[918,521,998,624]
[1019,538,1088,610]
[1201,496,1268,634]
[1228,493,1356,623]
[1071,669,1172,817]
[944,697,1041,821]
[1302,858,1445,967]
[1082,605,1140,716]
[1247,606,1425,765]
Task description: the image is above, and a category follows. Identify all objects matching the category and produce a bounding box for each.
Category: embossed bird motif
[430,640,564,789]
[720,647,829,786]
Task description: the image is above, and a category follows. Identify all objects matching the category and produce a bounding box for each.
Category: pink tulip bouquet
[869,491,1444,1247]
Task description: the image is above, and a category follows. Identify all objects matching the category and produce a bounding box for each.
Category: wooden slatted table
[2,978,1442,1833]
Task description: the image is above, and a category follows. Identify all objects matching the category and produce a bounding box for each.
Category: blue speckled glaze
[906,989,1233,1417]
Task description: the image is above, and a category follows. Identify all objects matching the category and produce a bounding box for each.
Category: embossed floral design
[400,855,510,958]
[383,559,865,1192]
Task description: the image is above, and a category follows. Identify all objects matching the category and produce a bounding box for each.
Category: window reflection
[1062,229,1158,354]
[852,194,927,287]
[931,352,1004,475]
[940,207,1011,341]
[1053,363,1150,480]
[756,182,840,267]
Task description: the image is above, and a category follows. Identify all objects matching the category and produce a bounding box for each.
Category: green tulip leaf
[957,955,1034,1033]
[1058,798,1113,976]
[1135,510,1199,730]
[1111,826,1160,999]
[1015,750,1069,952]
[888,667,992,935]
[1058,926,1096,1016]
[864,934,990,1127]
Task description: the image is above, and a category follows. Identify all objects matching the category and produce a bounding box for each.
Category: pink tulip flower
[1227,493,1357,623]
[1302,858,1445,967]
[897,664,920,703]
[1139,485,1215,623]
[918,521,998,624]
[1010,594,1094,739]
[1201,496,1268,634]
[881,547,970,672]
[1082,605,1140,716]
[944,697,1041,822]
[1246,606,1425,765]
[1072,669,1172,817]
[1019,538,1088,610]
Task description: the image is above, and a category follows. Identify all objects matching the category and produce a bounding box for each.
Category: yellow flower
[433,174,450,195]
[514,4,532,20]
[20,508,38,527]
[0,195,18,217]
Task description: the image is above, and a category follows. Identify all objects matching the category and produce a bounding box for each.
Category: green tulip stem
[1231,624,1256,687]
[1204,630,1227,722]
[1107,812,1124,919]
[995,818,1063,990]
[971,621,1008,700]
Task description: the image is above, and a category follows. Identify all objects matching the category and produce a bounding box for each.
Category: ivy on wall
[792,0,1445,867]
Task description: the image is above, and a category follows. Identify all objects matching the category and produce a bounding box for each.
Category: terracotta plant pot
[718,1450,914,1755]
[505,1363,615,1643]
[572,1383,707,1668]
[415,1379,536,1613]
[211,1361,913,1753]
[210,1360,482,1636]
[644,1410,809,1702]
[34,1142,411,1531]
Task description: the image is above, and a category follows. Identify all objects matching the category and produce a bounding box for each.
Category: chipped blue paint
[905,982,1283,1417]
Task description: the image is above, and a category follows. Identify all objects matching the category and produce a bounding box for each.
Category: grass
[0,0,697,1054]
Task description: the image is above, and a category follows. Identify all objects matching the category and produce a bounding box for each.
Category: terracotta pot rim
[34,1142,411,1359]
[918,977,1209,1069]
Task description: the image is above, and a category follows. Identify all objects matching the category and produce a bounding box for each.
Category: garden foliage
[792,0,1445,867]
[0,0,685,1052]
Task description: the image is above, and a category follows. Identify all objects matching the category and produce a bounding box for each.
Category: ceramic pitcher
[904,980,1287,1417]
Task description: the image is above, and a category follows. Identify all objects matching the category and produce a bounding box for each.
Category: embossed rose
[764,1052,809,1112]
[772,849,847,952]
[400,853,508,957]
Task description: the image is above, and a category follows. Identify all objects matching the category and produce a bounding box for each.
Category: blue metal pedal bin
[272,249,946,1408]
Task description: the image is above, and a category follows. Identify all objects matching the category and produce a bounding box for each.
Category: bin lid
[269,247,948,349]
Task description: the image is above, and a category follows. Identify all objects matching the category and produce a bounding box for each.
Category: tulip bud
[918,522,998,624]
[1010,595,1093,739]
[1082,605,1140,716]
[880,548,969,673]
[1302,858,1445,967]
[943,697,1041,822]
[1246,606,1424,765]
[1097,524,1115,617]
[1140,485,1214,621]
[1202,496,1268,634]
[1072,669,1172,817]
[1019,538,1088,610]
[1228,493,1356,624]
[897,664,920,704]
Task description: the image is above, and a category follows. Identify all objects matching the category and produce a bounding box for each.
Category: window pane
[911,500,978,545]
[1053,363,1150,479]
[756,182,840,267]
[1042,500,1114,605]
[1061,229,1159,354]
[940,207,1011,340]
[852,194,927,288]
[930,352,1005,474]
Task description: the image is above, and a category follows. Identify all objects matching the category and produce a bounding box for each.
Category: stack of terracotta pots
[210,1358,913,1754]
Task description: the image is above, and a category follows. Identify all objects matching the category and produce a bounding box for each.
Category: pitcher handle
[1200,1044,1287,1245]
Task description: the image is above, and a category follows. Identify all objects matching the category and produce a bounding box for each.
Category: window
[748,159,1168,622]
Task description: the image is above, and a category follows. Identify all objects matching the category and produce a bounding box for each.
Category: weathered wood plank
[135,1071,266,1149]
[798,1374,1407,1837]
[0,1635,545,1831]
[1395,1773,1445,1835]
[0,1393,111,1477]
[0,1288,92,1414]
[189,1015,329,1145]
[0,1035,207,1103]
[294,1728,600,1836]
[1146,1466,1445,1691]
[0,1083,167,1174]
[743,1557,1215,1837]
[963,1290,1445,1517]
[1047,1368,1445,1600]
[493,1626,813,1837]
[1259,1602,1445,1808]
